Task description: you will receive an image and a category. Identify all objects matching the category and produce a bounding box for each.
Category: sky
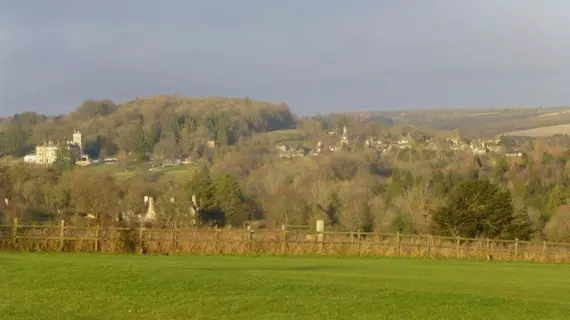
[1,0,570,116]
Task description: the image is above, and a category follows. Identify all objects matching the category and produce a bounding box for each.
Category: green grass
[82,163,197,181]
[1,254,570,319]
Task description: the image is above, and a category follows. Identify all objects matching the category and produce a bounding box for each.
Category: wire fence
[2,219,570,263]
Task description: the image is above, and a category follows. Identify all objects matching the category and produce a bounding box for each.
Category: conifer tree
[213,172,246,225]
[430,180,533,240]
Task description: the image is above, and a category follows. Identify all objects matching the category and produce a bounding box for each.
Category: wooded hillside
[0,95,296,159]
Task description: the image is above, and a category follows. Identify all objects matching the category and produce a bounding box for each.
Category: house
[365,137,384,148]
[25,130,83,166]
[313,141,337,154]
[505,152,523,157]
[75,154,92,167]
[470,145,487,155]
[487,145,503,153]
[23,154,37,164]
[35,141,59,165]
[276,144,291,152]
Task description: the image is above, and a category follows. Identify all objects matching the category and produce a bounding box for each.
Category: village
[19,126,525,169]
[274,126,523,159]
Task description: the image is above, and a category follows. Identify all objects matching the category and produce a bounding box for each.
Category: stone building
[25,130,83,165]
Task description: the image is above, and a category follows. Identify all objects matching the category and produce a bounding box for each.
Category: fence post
[174,228,180,254]
[171,228,178,254]
[245,225,254,253]
[396,232,401,256]
[455,236,460,258]
[427,235,432,258]
[11,217,18,249]
[138,224,144,254]
[486,237,490,259]
[357,229,362,256]
[94,225,100,252]
[246,225,254,241]
[316,220,324,254]
[281,224,287,255]
[58,220,65,252]
[542,241,547,261]
[514,238,519,259]
[213,225,219,253]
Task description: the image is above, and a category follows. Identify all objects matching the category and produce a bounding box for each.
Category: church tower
[341,126,349,145]
[72,129,82,150]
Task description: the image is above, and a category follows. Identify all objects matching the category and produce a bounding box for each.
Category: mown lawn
[1,254,569,319]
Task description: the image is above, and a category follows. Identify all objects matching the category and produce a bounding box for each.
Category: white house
[24,154,37,164]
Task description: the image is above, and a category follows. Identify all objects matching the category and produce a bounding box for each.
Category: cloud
[0,29,11,42]
[1,0,570,116]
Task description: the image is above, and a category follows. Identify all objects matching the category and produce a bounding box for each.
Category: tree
[430,180,533,240]
[3,121,29,157]
[130,123,148,162]
[215,116,232,147]
[213,173,246,225]
[152,135,179,160]
[544,205,570,242]
[66,171,119,222]
[184,168,216,222]
[53,145,76,172]
[72,99,118,120]
[544,182,567,218]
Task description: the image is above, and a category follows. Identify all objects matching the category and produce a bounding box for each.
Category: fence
[2,218,570,263]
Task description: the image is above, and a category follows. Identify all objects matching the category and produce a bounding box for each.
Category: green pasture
[82,163,197,181]
[1,254,569,319]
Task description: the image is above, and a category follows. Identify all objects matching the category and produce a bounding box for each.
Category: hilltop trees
[0,95,297,164]
[71,99,118,121]
[3,121,29,157]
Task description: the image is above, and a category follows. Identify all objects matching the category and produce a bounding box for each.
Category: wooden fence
[2,219,570,263]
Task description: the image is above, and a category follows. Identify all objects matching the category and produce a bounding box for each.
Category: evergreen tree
[147,122,162,151]
[184,168,216,219]
[545,182,567,217]
[430,180,533,240]
[213,173,246,225]
[215,116,232,147]
[131,123,147,162]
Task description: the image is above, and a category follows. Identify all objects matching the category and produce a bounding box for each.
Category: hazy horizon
[2,1,570,116]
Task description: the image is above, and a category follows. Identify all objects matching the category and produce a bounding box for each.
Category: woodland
[2,95,570,242]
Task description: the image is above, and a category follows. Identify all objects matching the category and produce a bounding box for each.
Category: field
[502,123,570,137]
[83,162,198,181]
[358,106,570,137]
[1,254,570,319]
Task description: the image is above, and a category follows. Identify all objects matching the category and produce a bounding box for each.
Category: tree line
[0,96,296,161]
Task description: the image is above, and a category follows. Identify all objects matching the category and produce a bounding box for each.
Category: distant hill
[345,107,570,137]
[502,124,570,137]
[0,95,297,159]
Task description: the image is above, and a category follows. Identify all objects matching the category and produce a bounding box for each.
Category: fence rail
[2,219,570,263]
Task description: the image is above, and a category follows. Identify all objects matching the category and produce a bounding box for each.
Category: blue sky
[1,0,570,116]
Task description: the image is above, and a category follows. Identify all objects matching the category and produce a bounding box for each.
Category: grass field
[1,255,570,319]
[503,123,570,137]
[83,163,197,181]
